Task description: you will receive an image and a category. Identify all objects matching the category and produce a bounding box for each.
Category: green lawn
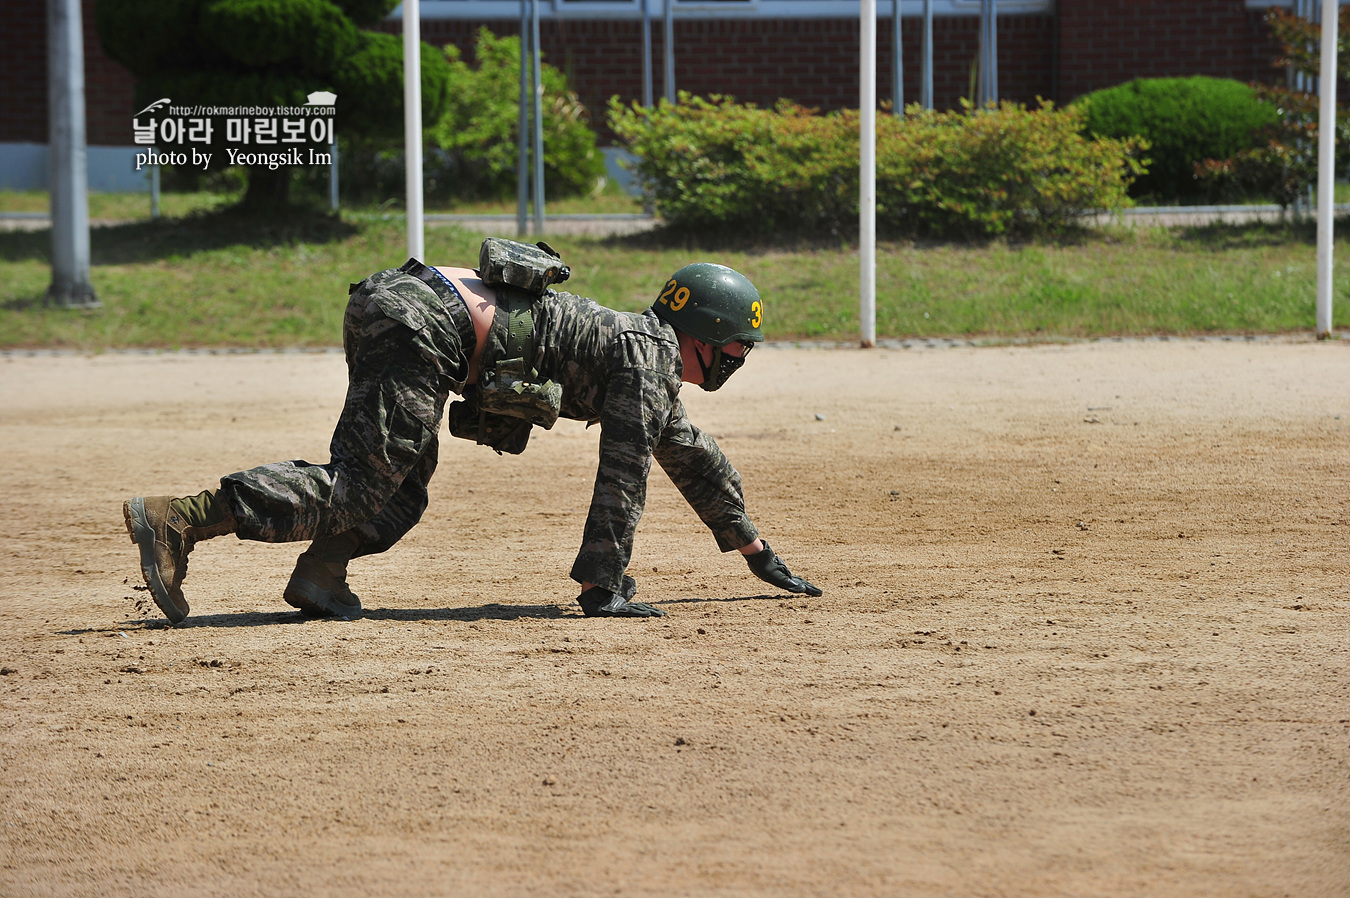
[0,189,242,221]
[0,185,643,221]
[1,204,1345,349]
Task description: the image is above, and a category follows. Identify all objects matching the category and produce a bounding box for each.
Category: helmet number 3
[750,300,763,328]
[659,279,691,312]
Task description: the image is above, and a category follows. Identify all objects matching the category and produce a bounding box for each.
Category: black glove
[745,541,822,596]
[577,575,667,618]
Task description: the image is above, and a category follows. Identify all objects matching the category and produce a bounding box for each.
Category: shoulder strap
[497,287,536,363]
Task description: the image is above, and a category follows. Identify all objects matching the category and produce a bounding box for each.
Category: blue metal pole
[531,0,545,235]
[921,0,933,110]
[642,0,654,107]
[517,0,529,236]
[892,0,903,114]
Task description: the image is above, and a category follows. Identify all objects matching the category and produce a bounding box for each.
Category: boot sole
[283,574,362,621]
[123,498,188,624]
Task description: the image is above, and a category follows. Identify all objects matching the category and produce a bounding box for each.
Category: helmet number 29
[659,279,691,312]
[750,300,763,328]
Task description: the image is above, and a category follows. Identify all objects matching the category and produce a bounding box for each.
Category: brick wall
[0,0,48,144]
[420,13,1055,125]
[0,0,137,146]
[84,0,138,144]
[2,1,1286,148]
[1055,0,1282,102]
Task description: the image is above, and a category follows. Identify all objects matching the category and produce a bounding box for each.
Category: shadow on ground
[0,204,358,265]
[1172,216,1320,250]
[58,593,789,633]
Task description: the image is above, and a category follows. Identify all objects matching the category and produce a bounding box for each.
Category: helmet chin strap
[697,341,748,392]
[696,342,721,391]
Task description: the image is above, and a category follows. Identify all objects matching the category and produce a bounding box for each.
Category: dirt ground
[0,338,1346,897]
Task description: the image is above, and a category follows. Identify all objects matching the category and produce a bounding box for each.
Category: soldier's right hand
[577,576,667,618]
[745,541,823,596]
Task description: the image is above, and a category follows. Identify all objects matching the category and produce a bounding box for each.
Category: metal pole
[860,0,877,348]
[151,163,160,220]
[977,0,990,106]
[663,0,676,103]
[892,0,903,114]
[403,0,424,261]
[329,140,339,211]
[989,0,998,105]
[531,0,545,236]
[517,0,529,237]
[1300,0,1315,94]
[1316,0,1337,338]
[921,0,933,110]
[642,0,654,108]
[46,0,98,308]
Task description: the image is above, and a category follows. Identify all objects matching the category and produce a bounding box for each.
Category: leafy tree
[1194,8,1350,208]
[430,29,604,200]
[96,0,452,209]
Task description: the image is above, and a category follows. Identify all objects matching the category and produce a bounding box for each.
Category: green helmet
[651,263,765,347]
[652,263,764,391]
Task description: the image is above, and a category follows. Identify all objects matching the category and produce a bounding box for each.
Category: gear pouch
[447,389,533,455]
[477,238,570,296]
[477,357,562,429]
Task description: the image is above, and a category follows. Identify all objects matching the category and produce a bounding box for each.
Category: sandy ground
[0,339,1346,897]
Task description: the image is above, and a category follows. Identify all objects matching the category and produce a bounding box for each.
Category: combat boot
[123,491,236,623]
[283,530,363,620]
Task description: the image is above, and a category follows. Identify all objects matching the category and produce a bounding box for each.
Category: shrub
[429,29,604,201]
[608,94,1143,239]
[1075,76,1278,201]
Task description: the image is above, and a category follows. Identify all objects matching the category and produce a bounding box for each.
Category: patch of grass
[0,189,243,221]
[1,210,1345,350]
[423,179,644,215]
[0,184,642,221]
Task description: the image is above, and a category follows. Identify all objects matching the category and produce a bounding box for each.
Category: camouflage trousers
[220,261,474,557]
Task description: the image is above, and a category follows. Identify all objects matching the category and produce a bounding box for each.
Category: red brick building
[0,0,1288,167]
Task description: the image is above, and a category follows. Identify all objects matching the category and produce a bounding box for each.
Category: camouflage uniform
[219,259,759,593]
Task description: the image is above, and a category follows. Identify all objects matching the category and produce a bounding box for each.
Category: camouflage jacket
[485,290,759,592]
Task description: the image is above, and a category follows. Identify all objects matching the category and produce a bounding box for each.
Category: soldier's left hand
[745,541,822,596]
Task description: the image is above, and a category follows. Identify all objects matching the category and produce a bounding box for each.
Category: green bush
[608,94,1143,239]
[1075,76,1278,201]
[427,29,604,201]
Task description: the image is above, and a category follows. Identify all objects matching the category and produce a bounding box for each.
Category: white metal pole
[1316,0,1337,338]
[860,0,877,348]
[531,0,545,236]
[403,0,424,261]
[46,0,98,308]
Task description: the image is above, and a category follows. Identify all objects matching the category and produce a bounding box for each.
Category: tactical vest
[445,239,568,455]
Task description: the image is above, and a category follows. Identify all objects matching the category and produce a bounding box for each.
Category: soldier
[124,247,821,623]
